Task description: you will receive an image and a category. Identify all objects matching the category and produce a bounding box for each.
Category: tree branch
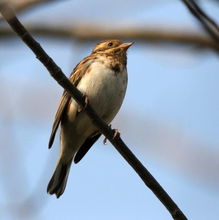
[0,3,187,220]
[181,0,219,43]
[1,25,219,52]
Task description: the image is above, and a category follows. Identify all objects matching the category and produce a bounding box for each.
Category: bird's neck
[106,51,127,66]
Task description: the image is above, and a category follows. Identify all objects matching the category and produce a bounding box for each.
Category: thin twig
[181,0,219,43]
[0,3,187,220]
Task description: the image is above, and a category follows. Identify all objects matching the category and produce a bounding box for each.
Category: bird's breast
[77,60,128,123]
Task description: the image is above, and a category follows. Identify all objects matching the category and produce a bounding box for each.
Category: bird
[47,39,132,198]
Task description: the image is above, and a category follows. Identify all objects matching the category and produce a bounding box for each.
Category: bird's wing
[48,91,70,148]
[48,55,94,149]
[74,133,101,163]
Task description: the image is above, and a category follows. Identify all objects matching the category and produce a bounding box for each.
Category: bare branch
[0,3,187,220]
[181,0,219,43]
[1,25,219,52]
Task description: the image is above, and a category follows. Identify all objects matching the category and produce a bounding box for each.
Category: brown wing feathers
[48,91,70,148]
[48,56,94,149]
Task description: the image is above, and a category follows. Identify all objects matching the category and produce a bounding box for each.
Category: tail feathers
[47,159,72,198]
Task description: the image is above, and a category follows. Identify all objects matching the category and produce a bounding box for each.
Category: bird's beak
[119,42,134,51]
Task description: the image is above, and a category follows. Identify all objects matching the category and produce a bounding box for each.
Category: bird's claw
[103,124,114,145]
[78,93,89,112]
[103,128,120,145]
[84,94,89,108]
[113,129,120,139]
[103,137,107,145]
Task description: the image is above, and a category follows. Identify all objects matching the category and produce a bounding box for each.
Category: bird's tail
[47,159,72,198]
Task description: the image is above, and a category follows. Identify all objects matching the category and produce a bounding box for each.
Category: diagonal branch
[0,2,187,220]
[181,0,219,43]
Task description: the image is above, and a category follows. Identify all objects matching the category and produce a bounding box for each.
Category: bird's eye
[108,42,113,47]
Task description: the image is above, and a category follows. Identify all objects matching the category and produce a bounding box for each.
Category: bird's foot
[103,137,107,145]
[103,125,120,145]
[78,93,89,112]
[103,124,112,145]
[113,129,120,139]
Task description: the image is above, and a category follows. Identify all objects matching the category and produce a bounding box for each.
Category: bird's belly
[77,64,127,123]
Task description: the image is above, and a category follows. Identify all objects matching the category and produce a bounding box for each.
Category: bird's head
[92,39,133,54]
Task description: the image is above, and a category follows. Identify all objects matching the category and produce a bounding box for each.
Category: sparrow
[47,39,132,198]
